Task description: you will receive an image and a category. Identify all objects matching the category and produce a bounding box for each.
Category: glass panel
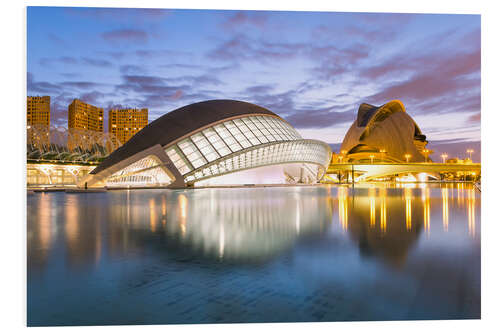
[166,146,192,175]
[191,157,206,169]
[178,139,197,155]
[217,146,231,156]
[204,151,219,162]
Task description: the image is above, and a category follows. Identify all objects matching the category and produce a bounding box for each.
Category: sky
[26,7,481,160]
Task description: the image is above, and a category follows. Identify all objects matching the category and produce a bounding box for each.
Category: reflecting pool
[27,183,480,326]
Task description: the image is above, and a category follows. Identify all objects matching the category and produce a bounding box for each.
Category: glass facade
[184,140,330,183]
[106,155,173,187]
[163,115,330,184]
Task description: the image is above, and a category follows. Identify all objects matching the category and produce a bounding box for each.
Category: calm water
[27,183,480,326]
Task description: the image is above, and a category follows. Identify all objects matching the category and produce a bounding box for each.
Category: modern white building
[81,100,332,188]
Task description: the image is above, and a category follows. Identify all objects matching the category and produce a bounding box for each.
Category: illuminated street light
[339,150,347,164]
[422,148,430,163]
[441,153,448,164]
[467,149,474,161]
[379,149,386,163]
[369,154,375,164]
[404,154,411,163]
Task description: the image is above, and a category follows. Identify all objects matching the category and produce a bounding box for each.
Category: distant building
[27,96,50,127]
[108,108,148,145]
[68,99,103,132]
[340,100,432,163]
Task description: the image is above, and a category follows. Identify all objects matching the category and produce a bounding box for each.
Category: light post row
[333,149,474,164]
[466,149,474,162]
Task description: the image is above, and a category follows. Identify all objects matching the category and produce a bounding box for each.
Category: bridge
[325,162,481,182]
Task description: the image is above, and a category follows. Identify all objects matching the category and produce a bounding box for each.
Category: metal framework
[106,155,173,187]
[27,124,122,163]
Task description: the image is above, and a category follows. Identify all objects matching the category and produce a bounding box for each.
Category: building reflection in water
[161,195,167,226]
[468,188,476,238]
[422,186,431,235]
[380,187,387,234]
[442,186,449,232]
[165,187,333,262]
[338,187,349,231]
[369,187,376,228]
[348,186,423,267]
[405,187,412,231]
[149,198,157,232]
[178,194,187,237]
[63,194,104,269]
[27,183,480,273]
[27,192,53,271]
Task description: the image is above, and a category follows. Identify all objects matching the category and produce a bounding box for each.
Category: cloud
[176,74,222,86]
[39,56,78,67]
[285,107,354,129]
[135,49,190,59]
[27,72,62,94]
[114,74,191,108]
[468,112,481,123]
[121,75,165,86]
[221,11,268,30]
[38,56,113,68]
[102,51,126,60]
[312,12,417,45]
[78,91,107,105]
[119,65,146,75]
[60,81,103,90]
[207,33,369,79]
[48,33,67,46]
[349,26,481,124]
[81,57,113,67]
[58,73,82,79]
[101,29,149,43]
[309,44,370,82]
[364,49,480,107]
[207,34,306,63]
[64,7,171,23]
[244,85,274,95]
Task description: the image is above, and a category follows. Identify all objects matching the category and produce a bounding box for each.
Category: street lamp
[379,149,386,163]
[422,148,430,163]
[441,153,448,164]
[340,150,347,164]
[369,154,375,164]
[466,149,474,161]
[404,154,411,163]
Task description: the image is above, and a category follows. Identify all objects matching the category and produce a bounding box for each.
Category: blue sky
[27,7,481,160]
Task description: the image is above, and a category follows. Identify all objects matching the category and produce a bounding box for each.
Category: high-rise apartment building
[27,96,50,127]
[108,108,148,145]
[68,99,104,132]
